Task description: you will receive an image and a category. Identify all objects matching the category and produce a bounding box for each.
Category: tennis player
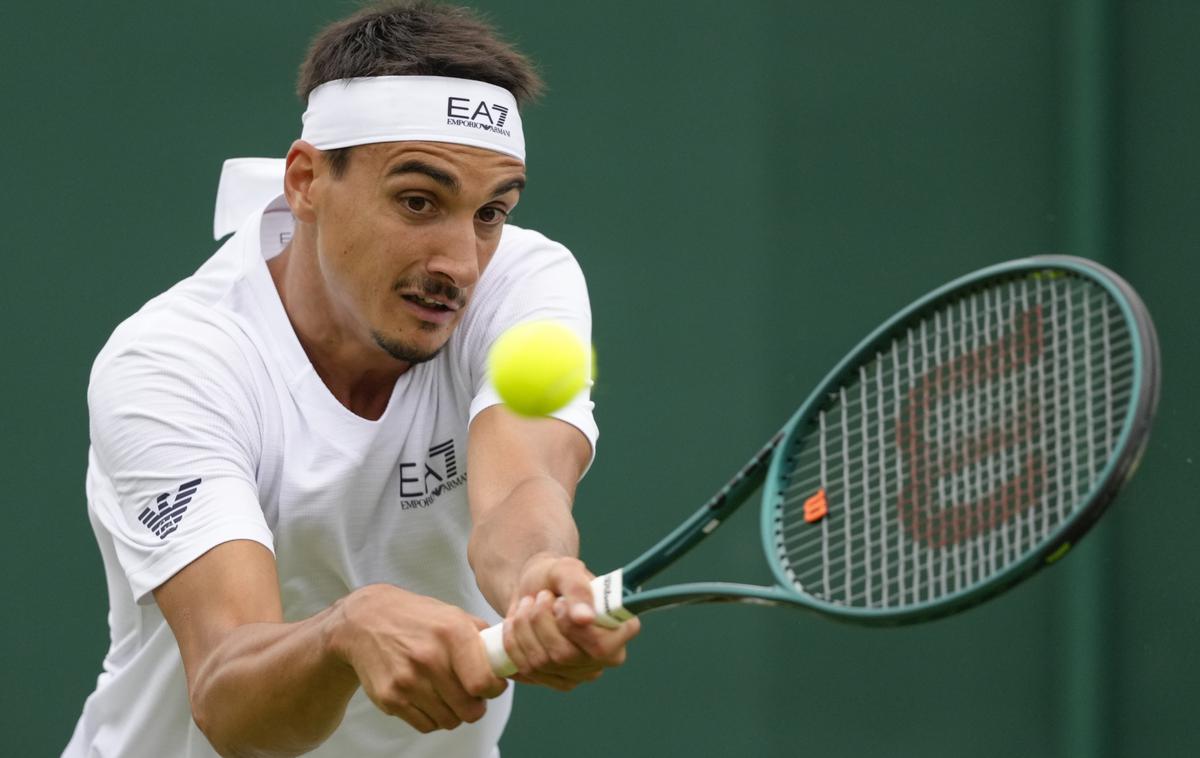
[62,2,638,756]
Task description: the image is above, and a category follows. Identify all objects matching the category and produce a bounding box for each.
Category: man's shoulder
[92,232,267,381]
[496,223,575,260]
[90,291,262,398]
[486,224,585,286]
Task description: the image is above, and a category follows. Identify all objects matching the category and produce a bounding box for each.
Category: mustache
[393,276,467,307]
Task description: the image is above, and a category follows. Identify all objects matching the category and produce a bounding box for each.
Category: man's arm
[467,405,640,690]
[155,540,506,758]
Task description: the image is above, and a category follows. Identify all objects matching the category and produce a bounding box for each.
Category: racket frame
[618,256,1159,623]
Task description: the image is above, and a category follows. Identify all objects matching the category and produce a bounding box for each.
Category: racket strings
[786,331,1134,424]
[777,434,1120,541]
[773,302,1132,430]
[772,273,1134,610]
[779,365,1136,489]
[781,460,1086,593]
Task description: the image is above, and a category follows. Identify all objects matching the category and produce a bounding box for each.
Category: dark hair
[298,1,543,176]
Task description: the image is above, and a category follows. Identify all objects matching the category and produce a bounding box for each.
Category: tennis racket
[480,255,1160,676]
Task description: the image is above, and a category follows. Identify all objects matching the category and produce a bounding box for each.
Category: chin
[371,329,449,364]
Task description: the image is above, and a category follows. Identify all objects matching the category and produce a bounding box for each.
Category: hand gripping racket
[480,255,1160,676]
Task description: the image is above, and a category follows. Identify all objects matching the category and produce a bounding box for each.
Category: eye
[400,195,434,214]
[477,206,509,225]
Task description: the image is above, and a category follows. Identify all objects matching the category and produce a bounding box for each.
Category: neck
[268,229,409,420]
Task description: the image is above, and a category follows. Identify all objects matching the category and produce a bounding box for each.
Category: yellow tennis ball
[488,321,591,417]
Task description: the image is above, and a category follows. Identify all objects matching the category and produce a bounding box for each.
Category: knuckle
[436,612,468,639]
[576,634,608,659]
[463,674,505,699]
[582,644,608,662]
[426,617,450,638]
[377,691,410,716]
[389,670,418,692]
[549,643,581,667]
[408,643,443,671]
[481,677,509,699]
[550,556,584,578]
[461,699,487,724]
[412,718,436,734]
[461,677,487,698]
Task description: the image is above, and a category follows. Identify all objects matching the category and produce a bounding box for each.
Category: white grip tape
[480,624,516,677]
[479,568,632,677]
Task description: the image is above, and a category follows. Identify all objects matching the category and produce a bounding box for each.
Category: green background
[3,1,1197,756]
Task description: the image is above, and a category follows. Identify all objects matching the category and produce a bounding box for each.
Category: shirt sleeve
[463,227,599,467]
[86,311,274,604]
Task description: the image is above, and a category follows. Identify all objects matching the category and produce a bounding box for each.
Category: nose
[426,217,481,289]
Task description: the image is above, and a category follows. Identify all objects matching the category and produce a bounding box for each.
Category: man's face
[308,141,525,364]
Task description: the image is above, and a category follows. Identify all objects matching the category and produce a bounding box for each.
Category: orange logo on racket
[803,489,829,523]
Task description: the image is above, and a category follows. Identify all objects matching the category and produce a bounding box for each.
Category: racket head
[760,255,1160,625]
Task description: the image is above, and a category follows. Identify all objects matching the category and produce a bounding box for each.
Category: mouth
[402,293,458,312]
[399,292,461,325]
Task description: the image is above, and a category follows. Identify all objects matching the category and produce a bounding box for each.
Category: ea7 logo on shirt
[446,97,512,137]
[138,478,202,538]
[399,439,467,510]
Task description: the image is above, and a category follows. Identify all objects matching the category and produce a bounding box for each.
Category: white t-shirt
[63,196,598,758]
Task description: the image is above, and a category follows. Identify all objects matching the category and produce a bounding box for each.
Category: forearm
[189,605,358,758]
[468,474,580,613]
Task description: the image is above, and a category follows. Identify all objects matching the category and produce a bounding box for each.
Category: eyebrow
[386,159,525,200]
[490,176,526,198]
[386,160,461,194]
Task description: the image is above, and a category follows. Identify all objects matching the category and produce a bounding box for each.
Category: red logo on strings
[895,306,1046,548]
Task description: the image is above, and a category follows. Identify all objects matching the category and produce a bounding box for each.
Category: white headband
[303,76,525,159]
[214,75,525,239]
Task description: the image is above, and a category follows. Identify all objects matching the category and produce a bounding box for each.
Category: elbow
[188,672,328,758]
[188,679,228,756]
[188,667,213,740]
[188,674,249,758]
[466,529,484,574]
[466,516,496,577]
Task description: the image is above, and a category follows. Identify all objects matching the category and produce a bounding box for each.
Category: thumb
[552,562,597,626]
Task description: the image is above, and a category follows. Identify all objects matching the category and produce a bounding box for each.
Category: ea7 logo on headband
[446,97,512,137]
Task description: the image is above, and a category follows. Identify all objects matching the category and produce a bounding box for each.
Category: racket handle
[480,624,517,678]
[479,568,632,677]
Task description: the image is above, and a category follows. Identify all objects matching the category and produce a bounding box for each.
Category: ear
[283,140,320,224]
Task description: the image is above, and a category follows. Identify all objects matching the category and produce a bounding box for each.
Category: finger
[547,559,596,626]
[452,623,509,702]
[511,591,560,672]
[558,611,642,664]
[518,669,594,691]
[433,680,488,726]
[391,702,438,734]
[421,648,490,726]
[406,686,464,731]
[503,595,539,673]
[616,615,642,644]
[371,684,449,733]
[509,661,601,691]
[509,671,569,689]
[552,597,604,658]
[529,592,588,669]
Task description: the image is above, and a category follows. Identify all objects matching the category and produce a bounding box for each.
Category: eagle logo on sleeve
[137,478,203,539]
